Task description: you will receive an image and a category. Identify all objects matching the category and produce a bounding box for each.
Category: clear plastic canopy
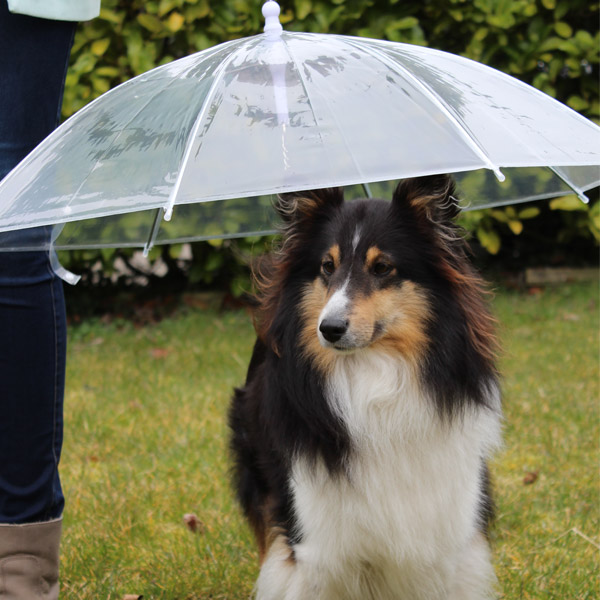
[0,3,599,251]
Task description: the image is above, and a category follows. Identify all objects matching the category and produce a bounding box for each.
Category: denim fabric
[0,0,75,523]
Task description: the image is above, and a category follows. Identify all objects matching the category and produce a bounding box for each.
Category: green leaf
[538,36,563,53]
[95,66,120,78]
[554,21,572,38]
[393,17,420,30]
[186,0,211,20]
[158,0,179,17]
[508,219,523,235]
[100,248,114,263]
[518,207,540,219]
[477,226,501,254]
[168,244,184,259]
[91,38,111,56]
[146,246,162,262]
[490,209,509,223]
[549,195,588,211]
[473,27,488,42]
[99,8,123,24]
[167,11,186,32]
[295,0,312,20]
[567,95,589,112]
[91,76,111,94]
[554,0,569,20]
[137,13,164,33]
[72,52,97,75]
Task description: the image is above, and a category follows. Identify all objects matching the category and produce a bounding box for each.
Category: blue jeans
[0,0,75,523]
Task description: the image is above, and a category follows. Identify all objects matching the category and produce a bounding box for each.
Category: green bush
[60,0,599,290]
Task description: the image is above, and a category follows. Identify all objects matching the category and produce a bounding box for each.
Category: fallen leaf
[523,471,539,485]
[151,347,170,359]
[527,286,543,296]
[183,513,205,534]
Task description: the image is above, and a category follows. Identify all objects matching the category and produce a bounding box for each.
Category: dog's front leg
[447,532,498,600]
[255,535,321,600]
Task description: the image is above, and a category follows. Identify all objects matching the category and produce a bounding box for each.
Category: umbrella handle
[263,1,283,38]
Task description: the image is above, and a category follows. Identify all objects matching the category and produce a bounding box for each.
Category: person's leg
[0,1,75,597]
[0,249,67,524]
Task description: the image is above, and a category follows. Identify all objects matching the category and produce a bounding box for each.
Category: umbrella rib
[161,42,252,222]
[548,166,590,203]
[342,37,506,183]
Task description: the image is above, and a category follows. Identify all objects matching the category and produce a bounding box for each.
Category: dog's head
[256,175,497,406]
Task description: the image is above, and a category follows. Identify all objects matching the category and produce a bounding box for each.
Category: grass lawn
[60,281,599,599]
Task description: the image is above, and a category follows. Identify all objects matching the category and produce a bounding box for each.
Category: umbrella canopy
[0,0,598,252]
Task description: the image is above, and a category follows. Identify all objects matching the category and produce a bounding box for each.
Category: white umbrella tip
[263,1,283,37]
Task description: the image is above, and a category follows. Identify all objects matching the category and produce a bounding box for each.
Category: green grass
[491,282,599,600]
[60,282,599,599]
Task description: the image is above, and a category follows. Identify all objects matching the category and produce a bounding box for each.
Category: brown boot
[0,518,62,599]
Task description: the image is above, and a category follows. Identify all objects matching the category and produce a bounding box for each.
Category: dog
[229,175,502,600]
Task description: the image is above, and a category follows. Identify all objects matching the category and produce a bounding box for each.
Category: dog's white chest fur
[257,352,501,600]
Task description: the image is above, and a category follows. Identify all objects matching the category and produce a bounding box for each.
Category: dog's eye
[373,262,393,276]
[321,260,335,276]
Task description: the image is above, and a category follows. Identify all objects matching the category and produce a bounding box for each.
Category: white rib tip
[492,167,505,183]
[577,191,589,204]
[164,206,174,221]
[142,244,151,258]
[263,0,283,37]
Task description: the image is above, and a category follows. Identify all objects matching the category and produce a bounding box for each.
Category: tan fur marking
[365,246,382,270]
[261,527,295,566]
[280,195,320,221]
[328,244,341,268]
[299,279,338,374]
[365,246,397,276]
[438,260,498,366]
[351,281,430,361]
[253,497,297,566]
[252,496,272,563]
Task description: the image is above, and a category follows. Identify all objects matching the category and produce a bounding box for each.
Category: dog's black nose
[319,318,348,343]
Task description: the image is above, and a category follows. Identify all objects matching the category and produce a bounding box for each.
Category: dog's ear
[275,188,344,229]
[392,174,460,226]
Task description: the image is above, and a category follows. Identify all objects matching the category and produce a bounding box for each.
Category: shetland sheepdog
[229,175,502,600]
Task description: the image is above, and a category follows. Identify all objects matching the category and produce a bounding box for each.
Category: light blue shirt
[7,0,100,21]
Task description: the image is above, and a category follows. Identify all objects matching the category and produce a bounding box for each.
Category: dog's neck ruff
[324,350,431,445]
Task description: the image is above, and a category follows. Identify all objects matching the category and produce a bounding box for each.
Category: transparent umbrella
[0,0,598,256]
